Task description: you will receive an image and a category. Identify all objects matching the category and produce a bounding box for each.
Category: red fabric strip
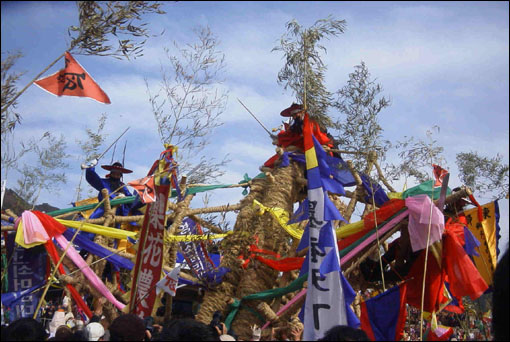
[254,256,304,272]
[44,240,93,318]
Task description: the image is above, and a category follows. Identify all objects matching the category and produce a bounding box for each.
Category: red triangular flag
[34,51,111,104]
[128,175,156,203]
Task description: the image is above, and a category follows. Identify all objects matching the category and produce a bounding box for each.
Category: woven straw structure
[229,162,304,339]
[195,176,267,324]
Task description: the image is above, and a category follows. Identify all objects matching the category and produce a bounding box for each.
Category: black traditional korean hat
[101,161,132,174]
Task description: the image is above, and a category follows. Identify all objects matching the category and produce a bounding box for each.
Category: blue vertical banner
[178,218,215,281]
[6,232,47,320]
[301,113,359,340]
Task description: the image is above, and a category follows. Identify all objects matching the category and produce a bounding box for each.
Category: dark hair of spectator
[4,318,48,341]
[72,328,90,341]
[109,314,146,341]
[155,318,220,341]
[318,325,370,341]
[493,247,509,341]
[54,325,74,341]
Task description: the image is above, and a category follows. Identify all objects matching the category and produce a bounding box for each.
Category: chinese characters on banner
[129,189,169,319]
[129,148,175,319]
[6,233,46,320]
[463,201,500,286]
[302,113,349,340]
[178,218,216,282]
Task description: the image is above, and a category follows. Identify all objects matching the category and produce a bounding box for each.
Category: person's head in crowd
[155,318,220,341]
[86,322,105,341]
[72,328,90,341]
[4,318,48,341]
[318,325,370,341]
[493,247,509,341]
[54,325,74,341]
[109,314,146,341]
[75,319,85,331]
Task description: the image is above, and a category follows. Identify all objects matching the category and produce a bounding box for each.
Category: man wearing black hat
[82,160,134,220]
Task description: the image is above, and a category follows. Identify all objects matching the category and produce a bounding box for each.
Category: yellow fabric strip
[164,231,232,243]
[252,199,366,240]
[387,192,403,200]
[336,220,365,239]
[305,148,318,170]
[463,202,498,286]
[253,200,304,239]
[56,219,138,240]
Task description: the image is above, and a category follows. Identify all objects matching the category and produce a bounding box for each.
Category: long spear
[81,126,130,169]
[237,98,276,139]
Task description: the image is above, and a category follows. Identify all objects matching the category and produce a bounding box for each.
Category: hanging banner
[301,113,357,340]
[463,201,500,286]
[129,147,175,319]
[5,232,46,320]
[177,218,216,282]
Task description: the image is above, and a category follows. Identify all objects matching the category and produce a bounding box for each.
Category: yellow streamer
[164,231,232,243]
[252,199,367,241]
[56,219,138,240]
[336,220,365,239]
[387,192,403,200]
[253,200,303,239]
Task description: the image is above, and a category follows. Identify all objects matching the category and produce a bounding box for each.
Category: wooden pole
[1,51,66,114]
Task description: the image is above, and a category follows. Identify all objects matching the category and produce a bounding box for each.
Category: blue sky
[1,1,508,254]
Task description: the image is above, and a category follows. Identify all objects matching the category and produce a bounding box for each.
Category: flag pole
[369,172,387,292]
[32,184,126,320]
[1,51,66,114]
[419,166,437,341]
[303,30,308,112]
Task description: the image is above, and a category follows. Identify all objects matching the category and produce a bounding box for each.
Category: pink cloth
[54,234,126,311]
[405,194,445,252]
[261,210,411,328]
[22,210,49,244]
[342,210,409,263]
[261,288,307,329]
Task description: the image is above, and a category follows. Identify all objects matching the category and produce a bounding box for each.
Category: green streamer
[224,273,307,330]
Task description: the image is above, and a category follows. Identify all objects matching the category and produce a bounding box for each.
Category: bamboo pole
[419,171,437,341]
[1,51,66,114]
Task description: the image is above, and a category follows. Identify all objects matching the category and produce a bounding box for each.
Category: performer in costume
[264,103,333,168]
[83,161,134,219]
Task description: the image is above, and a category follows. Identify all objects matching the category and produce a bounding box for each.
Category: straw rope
[195,177,267,325]
[231,162,303,340]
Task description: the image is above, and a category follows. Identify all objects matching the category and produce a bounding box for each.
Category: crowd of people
[2,247,508,341]
[1,309,369,341]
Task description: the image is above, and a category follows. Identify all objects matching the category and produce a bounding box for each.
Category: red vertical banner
[129,146,176,318]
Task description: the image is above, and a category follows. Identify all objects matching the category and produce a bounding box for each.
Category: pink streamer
[54,234,126,311]
[261,288,307,329]
[22,211,49,244]
[405,194,444,252]
[260,210,410,327]
[342,210,409,264]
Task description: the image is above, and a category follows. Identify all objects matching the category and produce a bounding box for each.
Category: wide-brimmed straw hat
[101,161,132,174]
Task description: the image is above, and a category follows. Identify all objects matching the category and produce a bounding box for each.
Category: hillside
[2,188,59,216]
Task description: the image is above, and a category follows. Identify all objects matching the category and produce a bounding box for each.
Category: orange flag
[432,164,448,187]
[34,51,111,104]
